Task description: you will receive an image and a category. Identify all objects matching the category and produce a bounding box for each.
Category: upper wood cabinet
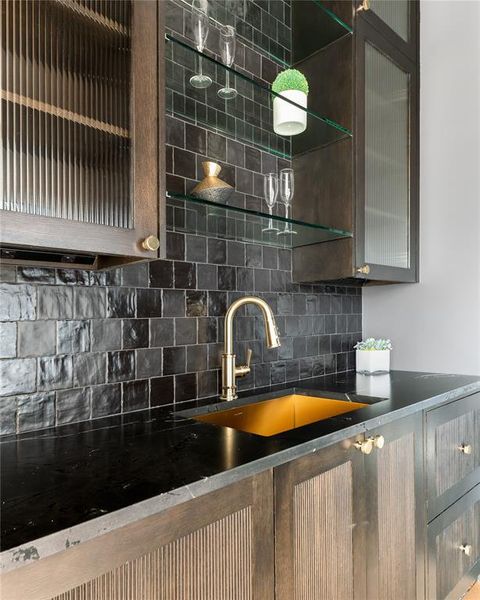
[292,0,419,284]
[275,413,424,600]
[0,0,165,269]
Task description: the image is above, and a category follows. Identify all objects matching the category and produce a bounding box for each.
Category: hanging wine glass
[217,25,238,100]
[262,173,279,233]
[189,0,212,89]
[278,168,297,235]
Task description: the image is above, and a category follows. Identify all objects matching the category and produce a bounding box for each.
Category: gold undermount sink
[194,394,368,437]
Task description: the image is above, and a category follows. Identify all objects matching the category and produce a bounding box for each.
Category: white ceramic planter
[273,89,307,136]
[356,349,390,374]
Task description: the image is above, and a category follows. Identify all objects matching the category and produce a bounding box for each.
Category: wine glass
[278,168,297,235]
[189,0,212,89]
[262,173,279,233]
[217,25,237,100]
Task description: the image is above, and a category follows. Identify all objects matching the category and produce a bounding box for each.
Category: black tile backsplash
[0,0,362,434]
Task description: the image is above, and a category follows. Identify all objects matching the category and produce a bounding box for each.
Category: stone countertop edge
[2,377,479,574]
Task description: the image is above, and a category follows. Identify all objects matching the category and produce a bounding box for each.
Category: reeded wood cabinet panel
[0,0,165,268]
[275,438,367,600]
[365,414,425,600]
[426,392,480,521]
[275,414,424,600]
[1,472,274,600]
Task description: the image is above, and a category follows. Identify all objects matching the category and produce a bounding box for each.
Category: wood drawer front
[427,484,480,600]
[426,393,480,519]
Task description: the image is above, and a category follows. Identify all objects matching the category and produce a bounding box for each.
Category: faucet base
[221,353,238,401]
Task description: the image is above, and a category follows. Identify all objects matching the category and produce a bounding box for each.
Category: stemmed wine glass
[189,0,212,89]
[278,168,297,235]
[262,173,279,233]
[217,25,238,99]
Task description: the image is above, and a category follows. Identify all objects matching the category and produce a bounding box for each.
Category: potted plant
[354,338,392,374]
[272,69,309,136]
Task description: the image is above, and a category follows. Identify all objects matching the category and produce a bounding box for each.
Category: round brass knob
[459,544,472,556]
[458,443,472,455]
[141,235,160,252]
[357,264,370,275]
[354,438,374,455]
[373,435,385,449]
[357,0,370,12]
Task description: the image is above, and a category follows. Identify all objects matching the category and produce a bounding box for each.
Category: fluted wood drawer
[426,393,480,519]
[427,484,480,600]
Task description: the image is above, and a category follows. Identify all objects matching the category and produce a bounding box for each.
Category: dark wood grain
[274,437,367,600]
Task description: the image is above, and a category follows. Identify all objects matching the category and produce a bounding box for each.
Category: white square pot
[356,349,390,374]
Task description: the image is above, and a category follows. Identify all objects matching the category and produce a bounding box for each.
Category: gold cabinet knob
[354,438,374,455]
[459,544,472,556]
[458,443,472,455]
[373,434,385,449]
[357,264,370,275]
[141,235,160,252]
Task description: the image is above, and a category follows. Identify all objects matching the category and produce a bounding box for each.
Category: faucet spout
[221,296,280,401]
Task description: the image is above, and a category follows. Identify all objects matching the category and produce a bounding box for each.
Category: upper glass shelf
[170,0,352,69]
[165,34,352,159]
[166,192,352,249]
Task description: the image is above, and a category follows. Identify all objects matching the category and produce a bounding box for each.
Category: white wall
[362,0,480,376]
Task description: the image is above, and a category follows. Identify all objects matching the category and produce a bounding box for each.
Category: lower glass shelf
[166,192,352,249]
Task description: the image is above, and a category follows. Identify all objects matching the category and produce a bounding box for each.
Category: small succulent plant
[354,338,392,351]
[272,69,309,95]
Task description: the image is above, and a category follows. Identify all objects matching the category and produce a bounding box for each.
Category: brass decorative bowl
[191,161,234,204]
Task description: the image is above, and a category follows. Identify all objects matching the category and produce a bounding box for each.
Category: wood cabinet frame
[0,0,165,266]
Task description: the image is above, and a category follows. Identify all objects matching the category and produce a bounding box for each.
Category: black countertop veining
[1,370,479,570]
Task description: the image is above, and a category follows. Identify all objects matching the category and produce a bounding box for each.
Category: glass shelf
[293,1,353,64]
[171,0,352,69]
[165,34,352,159]
[166,192,352,249]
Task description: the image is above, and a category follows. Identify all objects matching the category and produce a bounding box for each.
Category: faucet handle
[235,348,253,378]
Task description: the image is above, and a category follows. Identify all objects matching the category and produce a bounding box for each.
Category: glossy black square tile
[0,397,16,434]
[17,321,55,358]
[121,263,149,288]
[38,355,73,391]
[163,346,186,375]
[107,288,136,319]
[150,318,174,347]
[0,322,16,358]
[73,353,106,387]
[123,319,149,349]
[174,261,196,289]
[74,287,106,319]
[149,260,173,289]
[197,264,217,289]
[0,284,36,321]
[107,351,135,383]
[0,358,36,396]
[150,376,174,406]
[187,345,207,372]
[90,319,122,352]
[17,267,55,284]
[162,289,185,317]
[175,373,197,403]
[207,239,226,265]
[175,318,197,345]
[218,266,236,291]
[56,388,91,425]
[91,383,122,418]
[17,392,55,432]
[185,235,207,263]
[166,232,185,261]
[136,348,162,379]
[123,380,150,412]
[137,289,162,318]
[57,321,90,354]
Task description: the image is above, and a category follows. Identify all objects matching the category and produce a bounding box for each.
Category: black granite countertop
[1,370,479,571]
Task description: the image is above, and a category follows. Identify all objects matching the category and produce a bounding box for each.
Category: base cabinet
[1,472,274,600]
[275,414,424,600]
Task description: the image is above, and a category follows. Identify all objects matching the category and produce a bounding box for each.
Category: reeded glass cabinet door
[356,21,418,282]
[364,42,409,270]
[0,0,161,262]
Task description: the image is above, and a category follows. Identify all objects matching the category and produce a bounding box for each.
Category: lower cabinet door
[427,484,480,600]
[274,438,367,600]
[2,471,274,600]
[365,414,425,600]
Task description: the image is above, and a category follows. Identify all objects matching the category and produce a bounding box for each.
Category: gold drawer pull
[356,264,370,275]
[459,544,472,556]
[354,435,385,454]
[354,438,374,455]
[458,443,472,455]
